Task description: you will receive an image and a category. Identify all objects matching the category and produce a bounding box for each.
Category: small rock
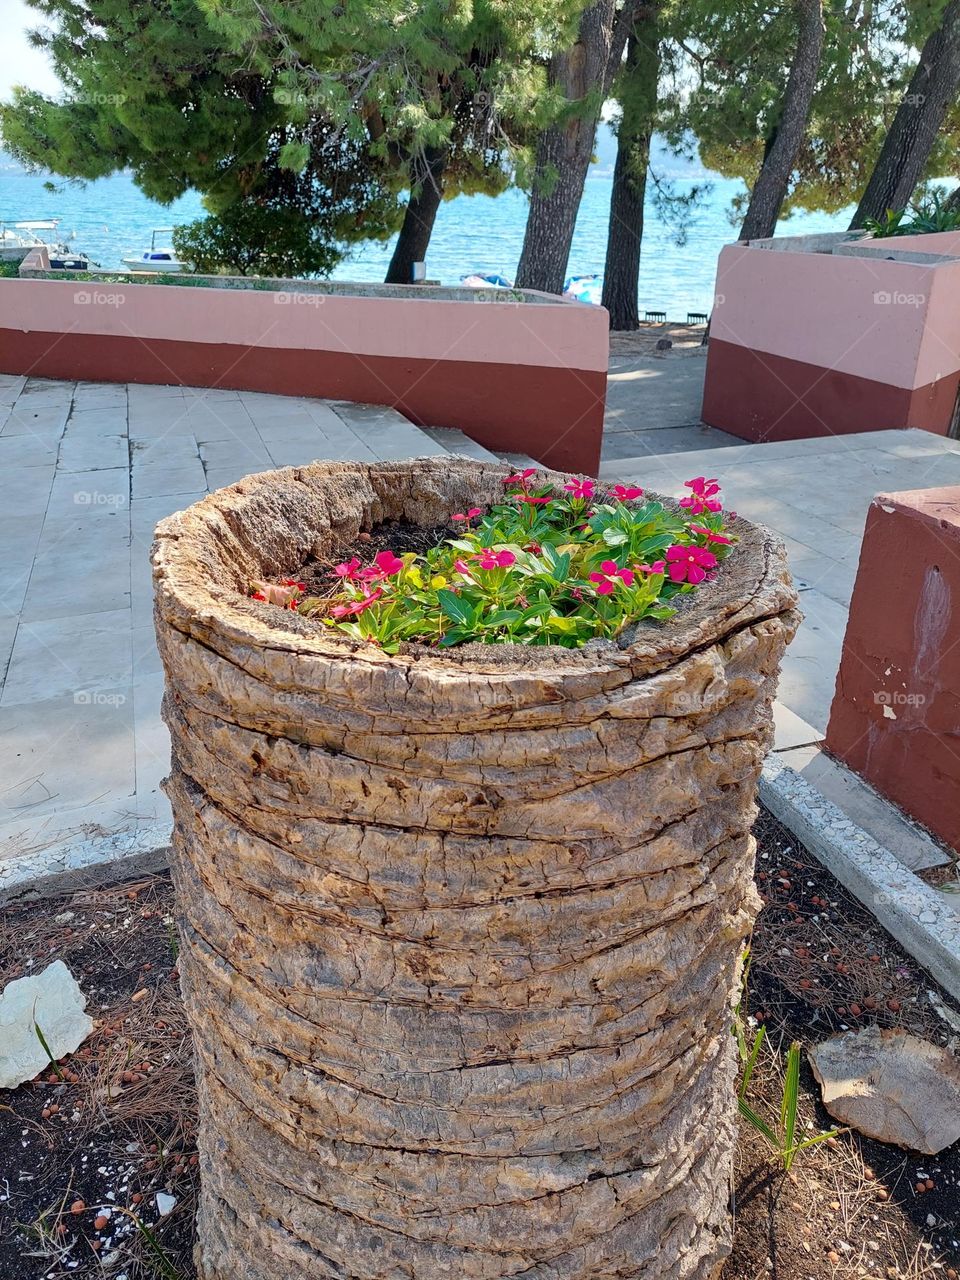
[155,1192,177,1216]
[655,338,672,352]
[0,960,93,1089]
[809,1026,960,1154]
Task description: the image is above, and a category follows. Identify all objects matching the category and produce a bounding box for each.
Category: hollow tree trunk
[153,457,799,1280]
[516,0,636,294]
[739,0,824,241]
[849,0,960,229]
[385,145,447,284]
[602,7,660,330]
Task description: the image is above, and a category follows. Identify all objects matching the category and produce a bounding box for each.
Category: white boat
[121,228,187,273]
[0,219,64,263]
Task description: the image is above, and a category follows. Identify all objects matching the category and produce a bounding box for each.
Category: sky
[0,1,62,101]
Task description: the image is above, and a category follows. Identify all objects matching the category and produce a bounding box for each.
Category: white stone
[155,1192,177,1216]
[0,959,93,1088]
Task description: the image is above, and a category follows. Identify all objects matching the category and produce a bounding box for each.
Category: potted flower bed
[151,457,798,1279]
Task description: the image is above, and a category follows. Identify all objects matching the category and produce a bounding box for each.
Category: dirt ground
[1,809,958,1280]
[609,321,708,356]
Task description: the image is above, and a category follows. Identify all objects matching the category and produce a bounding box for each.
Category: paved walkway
[3,366,960,892]
[0,375,461,888]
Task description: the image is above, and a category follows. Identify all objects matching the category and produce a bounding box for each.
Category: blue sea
[0,139,852,317]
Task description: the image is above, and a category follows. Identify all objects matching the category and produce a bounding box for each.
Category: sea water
[0,147,850,317]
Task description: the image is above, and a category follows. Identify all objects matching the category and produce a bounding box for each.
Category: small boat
[121,228,187,273]
[0,219,64,263]
[461,272,513,289]
[563,274,603,305]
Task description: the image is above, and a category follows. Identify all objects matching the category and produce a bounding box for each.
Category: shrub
[250,472,736,651]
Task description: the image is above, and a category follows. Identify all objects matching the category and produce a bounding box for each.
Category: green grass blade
[781,1042,802,1170]
[739,1025,766,1100]
[33,1022,65,1081]
[738,1095,779,1148]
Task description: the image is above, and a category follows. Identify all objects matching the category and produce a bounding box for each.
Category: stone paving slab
[0,376,469,897]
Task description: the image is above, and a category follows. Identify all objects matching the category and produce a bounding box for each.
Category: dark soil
[294,518,452,600]
[2,811,959,1280]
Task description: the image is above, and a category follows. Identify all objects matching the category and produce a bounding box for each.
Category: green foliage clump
[864,188,960,238]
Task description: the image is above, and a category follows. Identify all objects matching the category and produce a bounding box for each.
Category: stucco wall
[826,487,960,853]
[0,275,609,474]
[703,239,960,443]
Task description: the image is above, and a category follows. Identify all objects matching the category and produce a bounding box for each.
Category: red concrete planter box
[703,231,960,443]
[826,487,960,853]
[0,270,608,475]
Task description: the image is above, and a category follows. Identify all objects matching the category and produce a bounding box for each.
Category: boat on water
[121,228,187,273]
[0,219,63,263]
[1,219,98,270]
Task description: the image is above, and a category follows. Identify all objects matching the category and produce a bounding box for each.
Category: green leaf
[437,590,474,626]
[737,1096,778,1147]
[601,528,628,547]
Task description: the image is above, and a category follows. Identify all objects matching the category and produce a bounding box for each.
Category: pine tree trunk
[601,8,660,330]
[739,0,824,241]
[516,1,635,294]
[154,457,799,1280]
[850,0,960,228]
[385,145,447,284]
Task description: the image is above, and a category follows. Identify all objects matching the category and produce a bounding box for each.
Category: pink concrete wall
[0,276,608,374]
[826,487,960,853]
[0,275,609,474]
[710,244,950,390]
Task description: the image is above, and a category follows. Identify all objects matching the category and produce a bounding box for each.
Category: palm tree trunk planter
[152,457,798,1280]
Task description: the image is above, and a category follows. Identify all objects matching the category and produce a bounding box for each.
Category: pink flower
[639,560,666,575]
[688,525,733,546]
[589,559,635,595]
[513,494,551,506]
[665,544,718,584]
[611,484,643,501]
[452,507,482,522]
[679,476,722,516]
[334,557,362,579]
[454,558,472,576]
[330,588,383,618]
[504,468,537,488]
[564,477,595,501]
[475,549,516,570]
[360,550,405,581]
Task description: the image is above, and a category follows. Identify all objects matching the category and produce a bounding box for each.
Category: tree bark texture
[739,0,824,241]
[385,145,448,284]
[152,457,799,1280]
[516,1,635,294]
[849,0,960,229]
[602,8,660,330]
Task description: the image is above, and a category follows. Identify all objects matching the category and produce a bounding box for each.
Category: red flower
[334,557,362,579]
[688,525,732,546]
[638,560,666,575]
[589,559,635,595]
[665,544,718,584]
[452,507,482,522]
[504,468,537,486]
[679,476,722,516]
[611,484,643,501]
[513,494,551,506]
[475,549,516,570]
[359,550,405,581]
[564,477,595,501]
[330,587,383,618]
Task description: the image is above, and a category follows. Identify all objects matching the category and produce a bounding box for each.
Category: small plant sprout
[252,474,737,652]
